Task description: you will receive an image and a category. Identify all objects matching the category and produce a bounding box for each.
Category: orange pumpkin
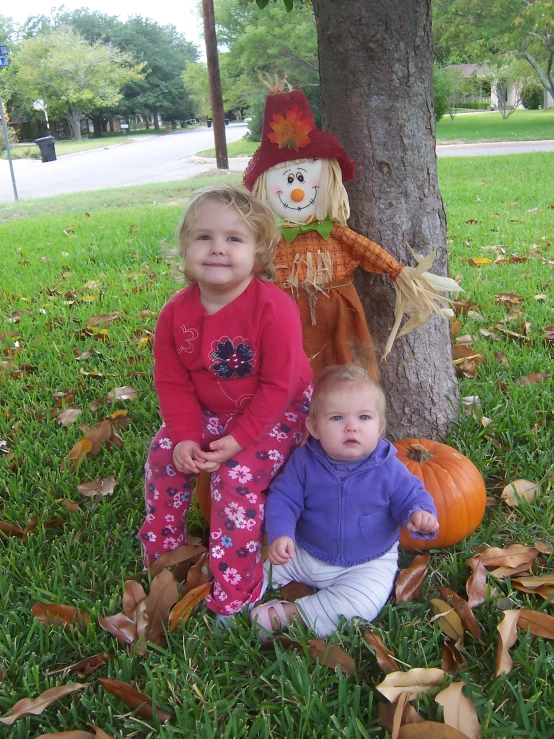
[393,438,486,551]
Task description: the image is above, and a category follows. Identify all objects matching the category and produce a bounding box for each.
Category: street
[0,124,249,203]
[1,127,554,203]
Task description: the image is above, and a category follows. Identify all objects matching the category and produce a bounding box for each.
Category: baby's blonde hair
[172,184,280,283]
[309,362,387,431]
[252,158,350,225]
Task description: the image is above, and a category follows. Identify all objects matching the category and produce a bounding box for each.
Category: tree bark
[66,107,82,140]
[312,0,458,441]
[202,0,229,169]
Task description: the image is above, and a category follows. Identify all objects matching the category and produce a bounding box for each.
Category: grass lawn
[436,108,554,143]
[0,153,553,737]
[195,138,259,158]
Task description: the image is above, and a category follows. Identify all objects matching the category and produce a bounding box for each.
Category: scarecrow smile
[277,186,319,212]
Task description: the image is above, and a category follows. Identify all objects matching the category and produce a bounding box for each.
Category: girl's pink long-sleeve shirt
[153,278,313,449]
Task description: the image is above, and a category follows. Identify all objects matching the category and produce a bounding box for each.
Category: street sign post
[0,93,18,201]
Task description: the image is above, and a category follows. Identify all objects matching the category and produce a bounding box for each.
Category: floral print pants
[138,396,310,615]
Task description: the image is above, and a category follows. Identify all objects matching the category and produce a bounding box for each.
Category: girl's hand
[406,510,439,535]
[201,435,243,466]
[173,440,206,474]
[268,536,296,565]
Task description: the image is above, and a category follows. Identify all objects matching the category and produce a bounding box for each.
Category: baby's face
[306,383,384,462]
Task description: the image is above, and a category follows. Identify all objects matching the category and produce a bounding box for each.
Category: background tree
[433,0,554,100]
[308,0,458,439]
[4,28,143,139]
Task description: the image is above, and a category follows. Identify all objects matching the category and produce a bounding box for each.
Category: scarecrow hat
[243,86,355,192]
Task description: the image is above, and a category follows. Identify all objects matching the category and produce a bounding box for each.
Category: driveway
[0,124,249,203]
[1,129,553,203]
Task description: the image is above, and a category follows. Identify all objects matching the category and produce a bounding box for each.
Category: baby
[251,361,439,638]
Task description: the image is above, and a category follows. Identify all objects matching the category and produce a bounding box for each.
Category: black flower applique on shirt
[210,336,255,379]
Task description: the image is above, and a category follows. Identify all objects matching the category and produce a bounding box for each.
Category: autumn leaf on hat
[268,104,314,151]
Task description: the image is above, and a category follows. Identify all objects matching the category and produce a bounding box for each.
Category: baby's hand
[268,536,296,565]
[173,440,206,474]
[406,510,439,535]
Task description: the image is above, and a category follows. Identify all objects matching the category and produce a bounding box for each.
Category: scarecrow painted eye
[287,174,294,184]
[296,173,305,183]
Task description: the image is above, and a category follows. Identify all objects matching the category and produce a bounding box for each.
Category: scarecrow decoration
[243,81,462,378]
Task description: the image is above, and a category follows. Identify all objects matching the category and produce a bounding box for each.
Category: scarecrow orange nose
[291,188,305,202]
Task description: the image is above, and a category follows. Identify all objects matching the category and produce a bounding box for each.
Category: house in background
[446,62,553,111]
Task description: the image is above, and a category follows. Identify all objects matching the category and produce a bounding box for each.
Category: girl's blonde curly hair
[170,184,280,283]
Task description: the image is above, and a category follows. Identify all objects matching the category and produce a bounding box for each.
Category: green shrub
[0,123,19,152]
[433,65,453,122]
[522,82,544,110]
[456,101,490,110]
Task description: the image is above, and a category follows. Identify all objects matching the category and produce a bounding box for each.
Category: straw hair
[253,158,350,225]
[169,184,280,283]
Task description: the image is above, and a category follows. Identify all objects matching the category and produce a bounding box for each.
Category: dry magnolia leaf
[306,639,356,675]
[364,629,399,673]
[391,692,413,739]
[430,599,464,641]
[98,678,174,723]
[378,699,423,735]
[515,373,550,386]
[76,476,118,498]
[395,553,430,604]
[122,580,147,615]
[150,544,208,578]
[35,732,94,738]
[376,668,445,703]
[169,581,212,630]
[280,581,314,601]
[49,652,110,677]
[398,721,472,738]
[106,386,138,402]
[0,683,88,725]
[435,680,482,738]
[64,438,93,469]
[57,409,82,426]
[441,639,466,674]
[477,544,538,570]
[437,587,482,642]
[495,609,520,676]
[63,499,81,513]
[518,609,554,639]
[98,613,137,645]
[144,568,180,645]
[184,551,213,592]
[32,603,89,629]
[500,480,539,506]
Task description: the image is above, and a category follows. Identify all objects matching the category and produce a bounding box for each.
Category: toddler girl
[138,184,313,621]
[251,361,438,638]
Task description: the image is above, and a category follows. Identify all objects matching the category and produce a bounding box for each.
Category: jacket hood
[306,435,396,471]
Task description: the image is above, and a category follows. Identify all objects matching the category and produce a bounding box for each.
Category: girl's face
[306,382,384,462]
[265,158,323,222]
[185,199,258,299]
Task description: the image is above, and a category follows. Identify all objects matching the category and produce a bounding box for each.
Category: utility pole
[202,0,228,170]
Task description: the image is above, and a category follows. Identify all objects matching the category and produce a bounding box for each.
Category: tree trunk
[153,111,160,131]
[202,0,229,169]
[312,0,458,441]
[91,115,103,138]
[65,107,82,140]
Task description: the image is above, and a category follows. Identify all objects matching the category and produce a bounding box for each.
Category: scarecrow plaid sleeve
[332,223,404,280]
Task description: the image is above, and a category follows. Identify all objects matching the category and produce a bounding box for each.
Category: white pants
[262,543,398,637]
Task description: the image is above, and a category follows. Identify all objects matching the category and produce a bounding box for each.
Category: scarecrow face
[266,158,323,222]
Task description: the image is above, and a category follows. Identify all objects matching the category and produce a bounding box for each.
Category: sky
[6,0,205,49]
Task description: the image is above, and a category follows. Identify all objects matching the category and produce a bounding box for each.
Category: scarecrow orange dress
[275,222,404,379]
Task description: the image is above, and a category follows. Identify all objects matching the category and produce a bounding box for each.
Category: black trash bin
[225,118,229,126]
[206,117,212,128]
[35,136,57,163]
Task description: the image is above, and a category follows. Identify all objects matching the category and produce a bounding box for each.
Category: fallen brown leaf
[184,551,213,592]
[35,732,94,738]
[306,639,356,675]
[0,683,88,725]
[64,438,94,470]
[144,568,180,645]
[106,386,138,402]
[86,311,121,326]
[0,521,24,538]
[518,608,554,639]
[376,668,445,703]
[495,609,520,675]
[477,544,538,571]
[150,544,207,578]
[441,639,466,674]
[437,587,482,641]
[49,652,110,677]
[98,613,137,645]
[280,581,315,602]
[32,603,89,629]
[430,599,464,642]
[169,581,212,630]
[364,628,399,673]
[122,580,147,615]
[98,678,174,722]
[500,479,538,507]
[378,697,423,736]
[398,721,471,738]
[57,409,82,426]
[435,680,482,738]
[515,373,550,386]
[395,553,430,604]
[76,476,118,498]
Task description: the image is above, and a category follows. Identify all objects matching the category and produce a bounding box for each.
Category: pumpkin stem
[407,443,433,463]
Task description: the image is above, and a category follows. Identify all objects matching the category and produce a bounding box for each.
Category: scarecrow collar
[280,216,334,243]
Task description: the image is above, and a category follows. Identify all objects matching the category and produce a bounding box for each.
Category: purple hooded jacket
[265,437,438,567]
